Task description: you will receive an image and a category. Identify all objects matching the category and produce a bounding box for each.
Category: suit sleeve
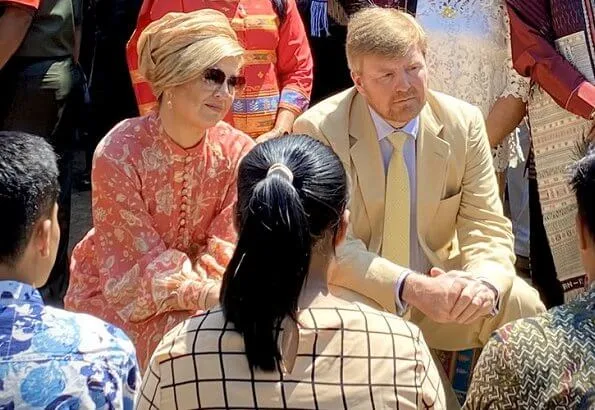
[293,115,405,313]
[458,107,516,295]
[506,0,595,119]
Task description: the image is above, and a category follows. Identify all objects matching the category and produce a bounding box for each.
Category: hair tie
[267,163,294,183]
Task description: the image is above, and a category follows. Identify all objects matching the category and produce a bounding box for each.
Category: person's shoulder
[95,114,154,159]
[43,306,138,358]
[428,90,480,113]
[151,307,231,364]
[485,308,557,362]
[298,88,356,124]
[308,301,425,346]
[426,90,483,126]
[356,303,424,337]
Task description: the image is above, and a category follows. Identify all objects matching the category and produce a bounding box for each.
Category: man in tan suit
[294,7,545,350]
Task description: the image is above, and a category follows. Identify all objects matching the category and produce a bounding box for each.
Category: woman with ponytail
[138,135,446,409]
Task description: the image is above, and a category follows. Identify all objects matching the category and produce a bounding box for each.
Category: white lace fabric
[417,0,529,171]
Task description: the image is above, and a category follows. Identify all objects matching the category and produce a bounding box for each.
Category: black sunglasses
[202,68,246,93]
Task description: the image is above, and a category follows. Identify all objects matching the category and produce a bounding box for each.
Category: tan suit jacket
[294,88,516,315]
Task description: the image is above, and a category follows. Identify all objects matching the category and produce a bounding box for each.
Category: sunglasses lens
[230,76,246,92]
[203,68,226,86]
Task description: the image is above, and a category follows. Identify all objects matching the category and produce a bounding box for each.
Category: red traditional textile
[506,0,595,119]
[0,0,40,10]
[126,0,313,137]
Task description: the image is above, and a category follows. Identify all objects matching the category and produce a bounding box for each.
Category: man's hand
[403,268,496,324]
[443,270,497,324]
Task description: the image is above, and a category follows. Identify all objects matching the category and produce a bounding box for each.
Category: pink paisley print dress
[65,113,254,368]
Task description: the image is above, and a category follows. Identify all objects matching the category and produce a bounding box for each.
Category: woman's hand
[256,108,296,143]
[256,127,286,144]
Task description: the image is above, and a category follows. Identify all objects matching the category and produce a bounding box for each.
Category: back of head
[346,6,427,72]
[0,132,59,267]
[137,9,244,99]
[220,134,348,371]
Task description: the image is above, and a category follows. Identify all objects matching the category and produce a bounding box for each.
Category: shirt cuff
[567,81,595,120]
[477,278,500,316]
[394,270,413,316]
[279,87,310,114]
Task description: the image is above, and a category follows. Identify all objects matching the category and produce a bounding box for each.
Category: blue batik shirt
[0,280,139,409]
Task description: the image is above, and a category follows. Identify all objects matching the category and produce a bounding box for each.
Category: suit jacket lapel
[348,93,386,252]
[417,101,449,248]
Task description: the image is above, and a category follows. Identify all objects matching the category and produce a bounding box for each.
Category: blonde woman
[65,10,255,368]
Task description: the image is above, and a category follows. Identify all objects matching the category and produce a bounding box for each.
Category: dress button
[181,188,188,196]
[183,173,190,181]
[180,203,187,211]
[181,195,188,202]
[180,219,186,226]
[180,211,187,218]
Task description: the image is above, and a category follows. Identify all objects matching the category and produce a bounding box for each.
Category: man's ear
[577,213,590,252]
[351,70,366,97]
[33,218,53,258]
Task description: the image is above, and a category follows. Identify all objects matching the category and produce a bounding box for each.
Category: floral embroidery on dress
[65,114,255,368]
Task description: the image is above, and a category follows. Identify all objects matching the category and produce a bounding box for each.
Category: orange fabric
[506,1,595,120]
[126,0,313,137]
[0,0,40,10]
[65,113,255,368]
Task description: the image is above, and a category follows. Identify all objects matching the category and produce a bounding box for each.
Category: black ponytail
[220,135,348,371]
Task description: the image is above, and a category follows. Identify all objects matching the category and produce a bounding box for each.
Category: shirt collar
[368,107,420,141]
[0,281,43,306]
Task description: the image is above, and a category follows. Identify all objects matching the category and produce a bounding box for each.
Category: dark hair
[0,132,59,266]
[220,134,348,371]
[271,0,288,22]
[570,141,595,242]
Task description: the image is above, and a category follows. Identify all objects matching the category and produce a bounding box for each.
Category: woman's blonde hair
[346,7,427,73]
[137,9,244,99]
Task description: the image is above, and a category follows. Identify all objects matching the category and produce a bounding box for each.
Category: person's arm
[486,4,530,148]
[486,95,527,147]
[293,115,408,313]
[258,0,312,142]
[295,113,504,322]
[0,4,34,69]
[90,138,236,324]
[506,0,595,120]
[457,106,516,295]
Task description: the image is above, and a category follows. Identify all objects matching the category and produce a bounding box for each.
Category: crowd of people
[0,0,594,409]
